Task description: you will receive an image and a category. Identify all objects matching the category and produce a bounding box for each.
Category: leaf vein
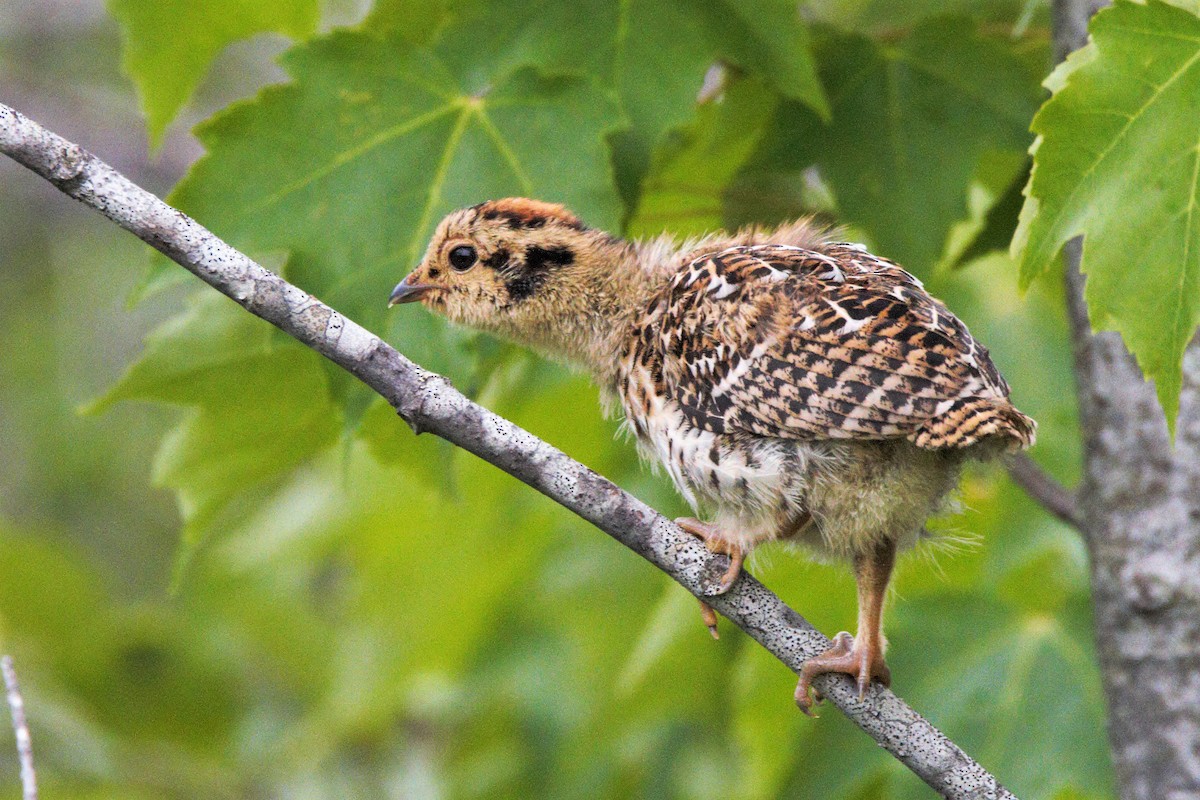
[1034,39,1200,265]
[474,106,534,194]
[407,105,473,263]
[1105,23,1200,44]
[246,104,458,214]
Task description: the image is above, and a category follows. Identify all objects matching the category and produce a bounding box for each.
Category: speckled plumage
[646,241,1030,448]
[618,234,1034,559]
[391,198,1036,708]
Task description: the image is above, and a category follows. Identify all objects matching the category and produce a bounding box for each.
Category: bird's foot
[675,517,747,640]
[794,632,891,716]
[674,517,745,593]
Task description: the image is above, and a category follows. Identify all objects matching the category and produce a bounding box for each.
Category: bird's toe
[795,633,890,713]
[674,517,746,594]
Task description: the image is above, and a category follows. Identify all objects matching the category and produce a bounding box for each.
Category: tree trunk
[1055,3,1200,797]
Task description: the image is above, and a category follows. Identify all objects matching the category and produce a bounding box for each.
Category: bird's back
[626,236,1035,455]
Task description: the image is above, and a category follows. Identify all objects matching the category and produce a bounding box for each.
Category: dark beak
[388,276,437,307]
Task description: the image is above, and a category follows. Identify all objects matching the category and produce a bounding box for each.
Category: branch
[1006,453,1082,529]
[0,102,1018,800]
[2,657,36,800]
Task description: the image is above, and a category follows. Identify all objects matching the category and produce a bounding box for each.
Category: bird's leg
[795,537,896,715]
[675,517,747,640]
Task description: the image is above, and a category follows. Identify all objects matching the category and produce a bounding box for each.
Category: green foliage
[165,29,625,325]
[10,0,1180,795]
[108,0,319,148]
[87,293,341,576]
[753,18,1041,271]
[368,0,827,194]
[1013,0,1200,431]
[629,77,779,238]
[806,0,1037,31]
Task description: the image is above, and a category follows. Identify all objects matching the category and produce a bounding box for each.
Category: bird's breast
[617,351,801,517]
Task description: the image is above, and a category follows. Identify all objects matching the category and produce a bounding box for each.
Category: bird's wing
[654,243,1034,449]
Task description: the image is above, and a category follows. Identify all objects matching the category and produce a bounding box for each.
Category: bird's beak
[388,276,437,307]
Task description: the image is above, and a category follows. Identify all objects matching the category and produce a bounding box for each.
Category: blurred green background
[0,1,1111,798]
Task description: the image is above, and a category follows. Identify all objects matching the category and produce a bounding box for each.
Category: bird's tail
[909,397,1036,452]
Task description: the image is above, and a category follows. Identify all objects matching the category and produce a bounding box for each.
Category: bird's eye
[448,245,478,271]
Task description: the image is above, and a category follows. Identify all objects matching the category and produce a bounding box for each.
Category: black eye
[448,245,477,271]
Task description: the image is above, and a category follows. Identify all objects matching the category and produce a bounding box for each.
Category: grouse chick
[389,198,1035,711]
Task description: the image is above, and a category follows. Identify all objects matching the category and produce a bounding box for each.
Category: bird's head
[389,198,614,333]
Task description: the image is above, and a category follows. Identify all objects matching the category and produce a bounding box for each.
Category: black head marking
[506,275,541,301]
[503,245,575,302]
[483,248,510,270]
[472,199,587,231]
[524,245,574,272]
[479,207,547,230]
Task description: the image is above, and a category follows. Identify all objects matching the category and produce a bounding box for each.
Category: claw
[698,599,720,640]
[795,632,890,714]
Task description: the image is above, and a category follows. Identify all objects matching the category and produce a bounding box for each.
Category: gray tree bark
[1053,3,1200,798]
[0,102,1018,800]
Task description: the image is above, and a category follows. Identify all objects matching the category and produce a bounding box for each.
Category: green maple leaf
[106,27,625,567]
[368,0,829,189]
[756,17,1040,272]
[108,0,319,148]
[88,293,340,577]
[1013,0,1200,431]
[167,29,623,335]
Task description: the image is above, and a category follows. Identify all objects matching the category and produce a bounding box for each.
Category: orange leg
[675,517,747,639]
[795,537,896,714]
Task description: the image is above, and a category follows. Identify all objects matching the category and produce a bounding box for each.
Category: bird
[389,197,1035,712]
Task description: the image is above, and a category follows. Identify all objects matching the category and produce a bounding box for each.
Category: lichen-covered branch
[2,656,37,800]
[0,101,1017,800]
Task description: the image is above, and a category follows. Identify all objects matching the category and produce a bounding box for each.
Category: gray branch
[1006,453,1081,529]
[0,101,1018,800]
[1053,2,1200,797]
[2,656,36,800]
